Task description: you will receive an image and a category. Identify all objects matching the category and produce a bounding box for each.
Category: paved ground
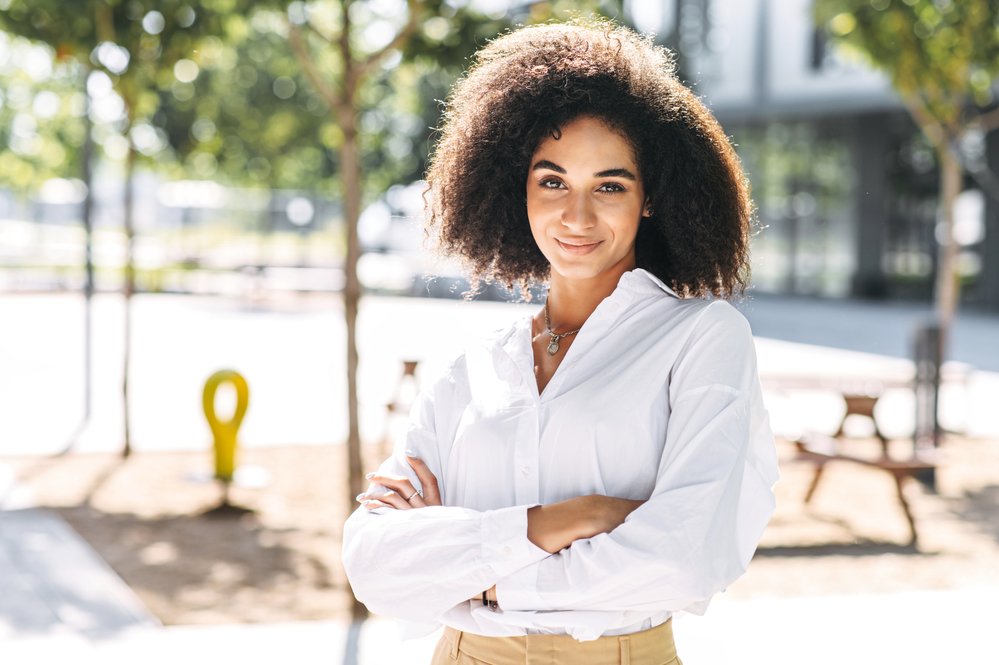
[4,579,996,664]
[2,291,999,663]
[2,504,995,662]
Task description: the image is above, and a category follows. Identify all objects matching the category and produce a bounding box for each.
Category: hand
[527,495,645,554]
[357,454,442,511]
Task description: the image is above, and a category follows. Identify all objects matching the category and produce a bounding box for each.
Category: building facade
[646,0,999,310]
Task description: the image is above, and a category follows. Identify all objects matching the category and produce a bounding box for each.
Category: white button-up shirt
[343,269,779,642]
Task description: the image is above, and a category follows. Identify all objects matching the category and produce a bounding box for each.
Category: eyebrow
[531,160,637,181]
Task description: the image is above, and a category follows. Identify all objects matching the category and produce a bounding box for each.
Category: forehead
[532,115,638,167]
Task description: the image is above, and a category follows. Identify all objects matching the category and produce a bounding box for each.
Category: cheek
[611,208,642,244]
[526,201,550,239]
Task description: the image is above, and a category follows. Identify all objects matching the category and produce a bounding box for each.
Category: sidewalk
[0,509,158,639]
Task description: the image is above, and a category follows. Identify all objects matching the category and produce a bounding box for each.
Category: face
[526,115,648,283]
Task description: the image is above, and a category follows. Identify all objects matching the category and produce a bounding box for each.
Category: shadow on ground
[55,503,343,623]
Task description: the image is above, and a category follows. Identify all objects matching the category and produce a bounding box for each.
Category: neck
[546,258,635,332]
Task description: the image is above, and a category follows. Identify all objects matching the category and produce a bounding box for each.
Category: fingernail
[355,494,365,502]
[365,472,375,479]
[361,500,372,506]
[405,450,420,459]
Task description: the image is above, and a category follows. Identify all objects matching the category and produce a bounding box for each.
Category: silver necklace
[543,297,581,355]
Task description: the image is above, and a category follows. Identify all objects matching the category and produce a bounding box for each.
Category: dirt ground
[4,436,999,625]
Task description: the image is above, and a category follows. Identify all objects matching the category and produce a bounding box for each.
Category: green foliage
[813,0,999,129]
[0,0,248,105]
[151,1,453,194]
[0,0,252,187]
[0,33,86,191]
[0,0,624,199]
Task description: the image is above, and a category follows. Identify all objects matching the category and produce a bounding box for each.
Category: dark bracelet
[482,591,489,606]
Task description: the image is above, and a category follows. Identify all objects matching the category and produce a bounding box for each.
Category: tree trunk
[338,98,368,621]
[122,140,136,458]
[82,83,96,422]
[80,84,94,422]
[934,144,962,354]
[59,78,97,458]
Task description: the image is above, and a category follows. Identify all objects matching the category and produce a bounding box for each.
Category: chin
[549,260,613,281]
[547,248,635,283]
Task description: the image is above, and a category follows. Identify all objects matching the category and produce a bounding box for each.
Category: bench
[792,432,936,547]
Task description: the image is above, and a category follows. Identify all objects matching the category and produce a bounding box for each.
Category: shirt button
[502,546,513,558]
[522,466,531,476]
[572,356,580,363]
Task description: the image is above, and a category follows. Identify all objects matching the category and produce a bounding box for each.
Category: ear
[642,199,652,217]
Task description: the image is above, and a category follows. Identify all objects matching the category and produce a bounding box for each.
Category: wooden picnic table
[758,370,965,547]
[791,433,936,546]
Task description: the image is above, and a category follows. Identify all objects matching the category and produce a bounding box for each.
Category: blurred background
[1,0,998,663]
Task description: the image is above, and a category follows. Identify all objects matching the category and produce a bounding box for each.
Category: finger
[365,490,411,510]
[361,500,389,511]
[366,473,420,505]
[365,485,428,508]
[405,454,441,506]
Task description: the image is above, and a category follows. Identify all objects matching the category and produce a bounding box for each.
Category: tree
[0,0,248,455]
[282,0,491,621]
[813,0,999,348]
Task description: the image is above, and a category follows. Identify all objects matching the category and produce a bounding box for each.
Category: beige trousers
[429,618,682,665]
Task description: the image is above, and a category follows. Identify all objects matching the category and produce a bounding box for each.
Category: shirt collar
[496,269,679,368]
[621,268,681,299]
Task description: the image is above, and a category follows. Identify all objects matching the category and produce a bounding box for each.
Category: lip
[556,238,602,256]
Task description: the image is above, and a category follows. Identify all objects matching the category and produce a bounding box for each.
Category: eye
[598,182,625,193]
[538,177,564,190]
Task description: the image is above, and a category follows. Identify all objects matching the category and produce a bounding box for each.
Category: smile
[556,238,602,256]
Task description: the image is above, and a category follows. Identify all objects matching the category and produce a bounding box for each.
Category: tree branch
[94,3,116,43]
[302,19,337,47]
[974,105,999,133]
[289,23,342,110]
[903,93,946,148]
[949,137,999,203]
[339,0,353,106]
[352,0,423,87]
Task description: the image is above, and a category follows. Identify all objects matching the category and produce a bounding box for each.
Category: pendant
[547,337,559,355]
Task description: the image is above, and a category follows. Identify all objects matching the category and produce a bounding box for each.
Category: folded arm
[341,387,552,624]
[358,455,646,606]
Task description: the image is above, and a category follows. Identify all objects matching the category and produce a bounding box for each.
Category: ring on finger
[406,490,421,501]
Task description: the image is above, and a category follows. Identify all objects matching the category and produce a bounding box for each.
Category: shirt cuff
[481,505,550,577]
[494,557,552,611]
[480,505,532,563]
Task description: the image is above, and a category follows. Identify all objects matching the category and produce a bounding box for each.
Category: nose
[560,191,597,231]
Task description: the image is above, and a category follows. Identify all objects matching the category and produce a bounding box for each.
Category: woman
[343,19,779,664]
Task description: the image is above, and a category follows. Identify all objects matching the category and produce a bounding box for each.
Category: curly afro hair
[424,18,754,299]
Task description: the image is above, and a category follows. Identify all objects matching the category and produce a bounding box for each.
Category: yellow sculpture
[202,370,249,484]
